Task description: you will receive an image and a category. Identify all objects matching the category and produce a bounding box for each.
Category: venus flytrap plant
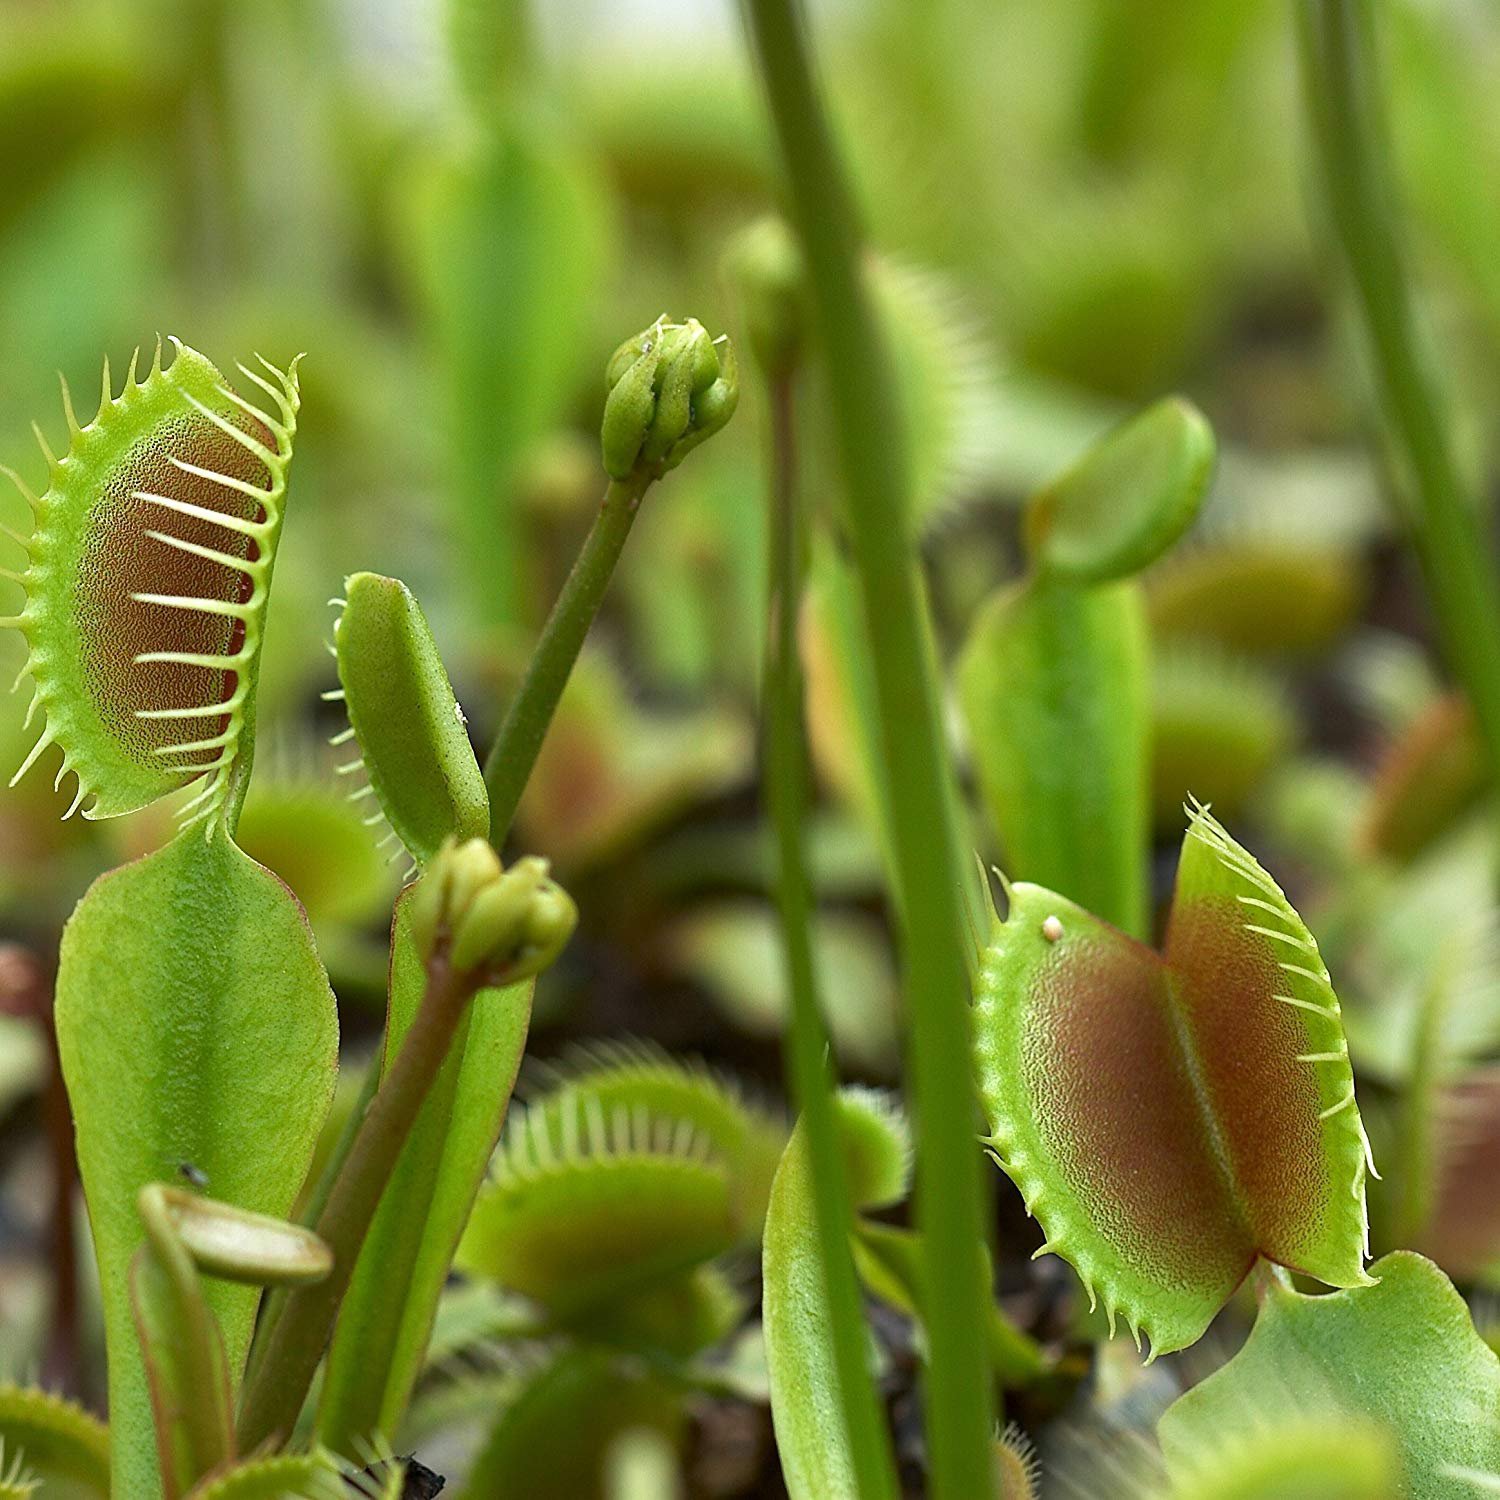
[0,338,340,1498]
[1158,1253,1500,1496]
[975,801,1376,1355]
[959,398,1215,938]
[0,1385,110,1497]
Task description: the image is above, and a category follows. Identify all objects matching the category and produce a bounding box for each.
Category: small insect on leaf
[3,339,300,829]
[974,801,1375,1356]
[332,571,489,869]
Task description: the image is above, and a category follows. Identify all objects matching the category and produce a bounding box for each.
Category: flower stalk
[743,217,900,1498]
[739,3,995,1495]
[483,318,738,846]
[1297,0,1500,807]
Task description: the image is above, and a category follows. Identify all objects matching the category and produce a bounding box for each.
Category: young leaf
[4,339,299,831]
[1026,396,1215,584]
[318,888,531,1449]
[1158,1254,1500,1497]
[762,1091,909,1500]
[145,1186,332,1286]
[0,1384,109,1498]
[974,803,1374,1355]
[332,571,489,869]
[959,574,1150,937]
[54,827,338,1498]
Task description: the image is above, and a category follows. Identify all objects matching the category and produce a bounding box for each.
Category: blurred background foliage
[5,0,1500,1490]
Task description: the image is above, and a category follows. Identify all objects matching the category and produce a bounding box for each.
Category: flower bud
[601,316,739,481]
[410,838,578,984]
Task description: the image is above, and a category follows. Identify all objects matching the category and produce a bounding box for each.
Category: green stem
[1297,0,1500,791]
[236,959,478,1452]
[241,1047,382,1398]
[483,472,652,846]
[740,4,995,1495]
[763,373,900,1499]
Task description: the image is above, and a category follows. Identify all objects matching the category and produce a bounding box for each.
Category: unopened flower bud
[601,316,739,481]
[411,838,578,985]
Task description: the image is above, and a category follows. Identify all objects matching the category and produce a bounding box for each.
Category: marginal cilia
[0,338,300,832]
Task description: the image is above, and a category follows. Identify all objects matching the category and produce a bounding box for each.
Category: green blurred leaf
[959,574,1150,936]
[1028,397,1214,584]
[402,118,609,628]
[0,1384,109,1499]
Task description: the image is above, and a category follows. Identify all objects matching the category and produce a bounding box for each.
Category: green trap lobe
[1166,898,1328,1267]
[78,410,270,768]
[1020,928,1251,1298]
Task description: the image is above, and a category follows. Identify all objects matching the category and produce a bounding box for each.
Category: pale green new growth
[332,571,489,871]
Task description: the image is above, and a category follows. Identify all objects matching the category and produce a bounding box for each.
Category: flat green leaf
[333,572,489,869]
[1026,397,1214,584]
[318,887,531,1450]
[1159,1254,1500,1498]
[974,804,1372,1355]
[959,573,1150,937]
[54,828,338,1499]
[0,1384,110,1499]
